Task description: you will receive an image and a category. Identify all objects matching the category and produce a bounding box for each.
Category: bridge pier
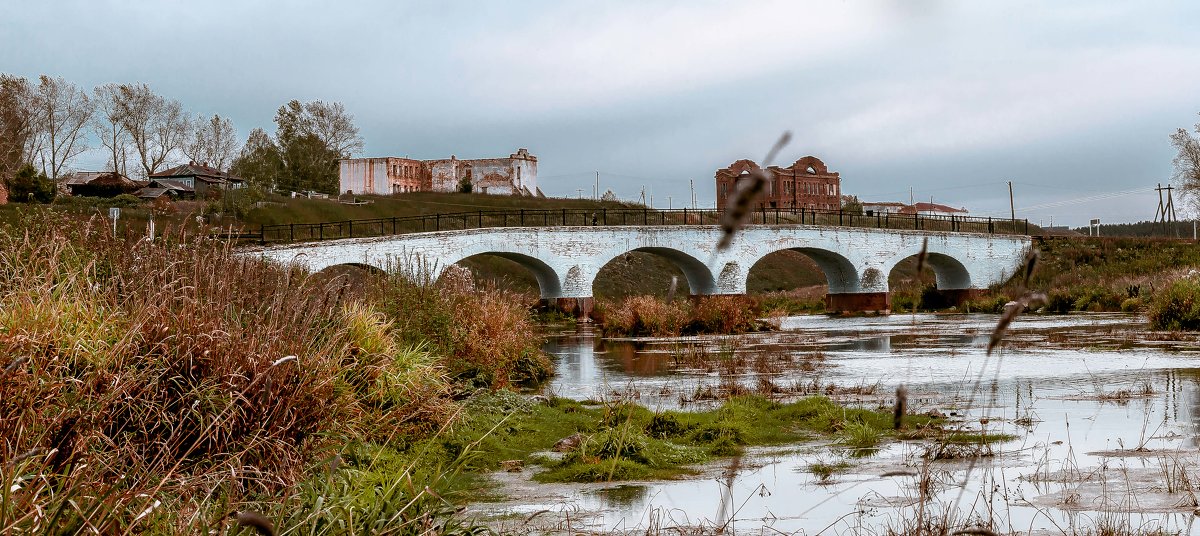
[826,292,891,313]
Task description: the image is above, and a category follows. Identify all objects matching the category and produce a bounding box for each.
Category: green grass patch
[939,431,1018,444]
[809,460,853,481]
[414,392,937,484]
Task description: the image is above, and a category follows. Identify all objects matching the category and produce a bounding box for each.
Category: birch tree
[0,74,40,182]
[92,83,132,176]
[274,99,363,158]
[114,83,190,178]
[183,114,238,171]
[33,76,93,179]
[1172,114,1200,209]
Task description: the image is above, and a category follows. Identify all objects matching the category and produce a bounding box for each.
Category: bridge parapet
[237,207,1029,246]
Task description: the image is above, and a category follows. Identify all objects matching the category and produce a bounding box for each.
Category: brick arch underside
[443,252,564,298]
[887,252,972,290]
[317,262,387,275]
[751,247,860,294]
[594,247,717,295]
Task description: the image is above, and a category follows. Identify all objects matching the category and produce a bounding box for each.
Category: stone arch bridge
[245,225,1031,317]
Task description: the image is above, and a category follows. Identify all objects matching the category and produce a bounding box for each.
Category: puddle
[479,313,1200,533]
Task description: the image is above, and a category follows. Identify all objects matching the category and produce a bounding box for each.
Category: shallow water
[483,314,1200,534]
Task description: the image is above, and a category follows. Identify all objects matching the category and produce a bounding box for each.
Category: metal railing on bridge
[241,207,1030,245]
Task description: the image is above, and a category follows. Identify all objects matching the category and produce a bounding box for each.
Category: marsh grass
[440,393,936,484]
[0,210,550,533]
[599,294,770,337]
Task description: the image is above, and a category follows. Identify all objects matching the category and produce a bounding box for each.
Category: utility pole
[909,186,914,206]
[1008,181,1015,222]
[594,171,599,200]
[577,188,583,199]
[690,179,696,210]
[1167,184,1178,236]
[1155,183,1179,236]
[668,195,673,210]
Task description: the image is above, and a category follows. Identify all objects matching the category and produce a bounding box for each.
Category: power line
[1015,187,1151,212]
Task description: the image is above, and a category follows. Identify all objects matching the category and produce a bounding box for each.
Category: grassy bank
[884,237,1200,315]
[242,191,639,226]
[426,392,941,483]
[0,210,547,534]
[0,206,978,533]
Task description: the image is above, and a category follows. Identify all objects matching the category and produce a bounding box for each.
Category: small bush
[600,294,766,336]
[1120,297,1142,312]
[965,294,1009,314]
[111,193,144,207]
[6,164,56,203]
[1149,278,1200,330]
[1046,290,1074,314]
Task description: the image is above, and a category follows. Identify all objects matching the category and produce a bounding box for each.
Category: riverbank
[0,211,957,534]
[0,211,551,534]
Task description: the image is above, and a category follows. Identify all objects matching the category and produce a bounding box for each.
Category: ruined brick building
[715,156,841,211]
[339,148,539,196]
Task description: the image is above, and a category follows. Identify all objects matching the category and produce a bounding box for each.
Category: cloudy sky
[3,0,1199,226]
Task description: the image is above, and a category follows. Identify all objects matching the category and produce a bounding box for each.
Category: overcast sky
[3,0,1199,226]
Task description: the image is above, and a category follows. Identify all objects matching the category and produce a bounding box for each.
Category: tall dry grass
[0,210,544,533]
[599,294,767,337]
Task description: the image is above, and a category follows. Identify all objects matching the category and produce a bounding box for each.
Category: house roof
[148,179,194,193]
[150,162,242,183]
[135,187,172,199]
[61,171,138,188]
[61,171,113,186]
[911,202,968,213]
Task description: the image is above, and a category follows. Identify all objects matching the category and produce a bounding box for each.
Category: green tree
[7,163,56,203]
[0,74,39,185]
[841,194,863,215]
[457,169,473,193]
[272,99,362,194]
[231,128,283,189]
[229,100,361,195]
[281,133,340,193]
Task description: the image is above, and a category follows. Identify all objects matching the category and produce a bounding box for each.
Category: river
[478,313,1200,534]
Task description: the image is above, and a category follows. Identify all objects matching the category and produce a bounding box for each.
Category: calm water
[481,314,1200,534]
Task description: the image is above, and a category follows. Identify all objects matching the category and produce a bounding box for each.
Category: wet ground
[474,313,1200,534]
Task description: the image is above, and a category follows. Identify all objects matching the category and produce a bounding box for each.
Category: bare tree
[275,99,363,158]
[92,83,132,176]
[114,83,190,178]
[1172,114,1200,209]
[0,74,40,182]
[183,114,238,171]
[33,75,93,179]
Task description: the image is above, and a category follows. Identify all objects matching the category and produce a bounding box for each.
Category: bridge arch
[885,252,972,290]
[595,247,717,296]
[316,262,388,275]
[748,247,860,294]
[439,252,563,298]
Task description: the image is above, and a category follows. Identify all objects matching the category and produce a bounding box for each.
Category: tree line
[0,73,363,197]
